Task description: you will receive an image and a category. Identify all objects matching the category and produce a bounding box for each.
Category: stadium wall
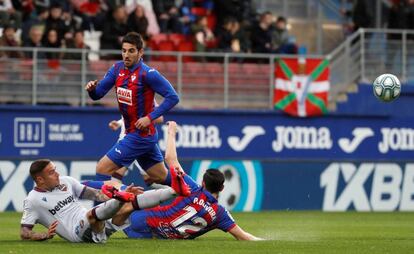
[0,105,413,212]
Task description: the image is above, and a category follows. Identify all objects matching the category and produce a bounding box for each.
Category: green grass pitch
[1,211,413,254]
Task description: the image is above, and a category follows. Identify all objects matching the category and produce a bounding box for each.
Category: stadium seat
[191,7,207,16]
[206,14,217,31]
[169,33,187,47]
[157,40,176,62]
[149,33,169,49]
[176,41,195,62]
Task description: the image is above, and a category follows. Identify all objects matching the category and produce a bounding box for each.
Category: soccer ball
[373,73,401,102]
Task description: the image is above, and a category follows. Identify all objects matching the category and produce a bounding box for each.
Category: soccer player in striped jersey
[122,121,263,240]
[85,32,179,187]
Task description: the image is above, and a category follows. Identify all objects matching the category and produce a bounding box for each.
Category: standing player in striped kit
[85,32,179,186]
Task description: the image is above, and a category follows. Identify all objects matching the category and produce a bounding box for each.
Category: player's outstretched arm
[228,225,264,241]
[20,221,58,241]
[164,121,183,172]
[81,186,111,202]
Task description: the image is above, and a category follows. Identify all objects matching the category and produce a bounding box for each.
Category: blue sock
[162,171,171,186]
[95,173,111,181]
[82,180,104,190]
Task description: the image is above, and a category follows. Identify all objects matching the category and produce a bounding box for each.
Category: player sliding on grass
[122,121,263,240]
[20,159,190,243]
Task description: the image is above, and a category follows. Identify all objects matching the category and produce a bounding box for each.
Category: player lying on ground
[20,159,190,243]
[92,122,263,240]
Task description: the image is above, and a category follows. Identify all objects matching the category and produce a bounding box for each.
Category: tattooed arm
[80,186,110,202]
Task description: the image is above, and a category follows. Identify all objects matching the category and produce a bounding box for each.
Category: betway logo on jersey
[48,195,75,215]
[320,163,414,211]
[116,87,132,105]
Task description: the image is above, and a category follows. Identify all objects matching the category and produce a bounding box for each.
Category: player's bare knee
[86,211,97,225]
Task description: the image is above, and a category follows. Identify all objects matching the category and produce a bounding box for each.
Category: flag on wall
[274,58,330,117]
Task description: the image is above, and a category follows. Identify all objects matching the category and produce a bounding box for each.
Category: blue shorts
[123,210,153,239]
[106,132,163,171]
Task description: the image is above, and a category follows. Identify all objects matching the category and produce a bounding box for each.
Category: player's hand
[47,220,58,239]
[109,120,121,131]
[135,116,151,130]
[167,121,177,134]
[85,80,98,92]
[124,184,144,196]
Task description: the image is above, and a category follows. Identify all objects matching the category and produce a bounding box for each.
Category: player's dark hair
[203,169,224,194]
[29,159,51,180]
[122,32,144,50]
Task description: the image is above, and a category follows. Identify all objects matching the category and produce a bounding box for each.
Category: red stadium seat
[148,33,169,50]
[206,14,217,30]
[169,33,187,47]
[176,41,194,62]
[191,7,207,16]
[157,40,176,62]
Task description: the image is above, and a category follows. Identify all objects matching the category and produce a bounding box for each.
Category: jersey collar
[126,58,143,72]
[34,186,47,192]
[202,187,218,203]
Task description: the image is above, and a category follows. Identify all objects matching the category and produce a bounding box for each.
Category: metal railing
[0,47,324,109]
[0,29,412,110]
[327,28,414,102]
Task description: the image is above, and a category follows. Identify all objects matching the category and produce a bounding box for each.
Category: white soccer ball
[373,73,401,102]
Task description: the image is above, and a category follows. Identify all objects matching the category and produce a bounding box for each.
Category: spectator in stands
[45,3,70,42]
[192,15,215,52]
[64,29,90,60]
[152,0,182,33]
[271,16,297,54]
[127,4,149,39]
[0,24,24,59]
[388,0,409,40]
[11,0,35,21]
[0,0,22,28]
[101,5,128,51]
[179,0,196,35]
[23,25,46,58]
[125,0,160,36]
[250,11,273,53]
[21,7,49,46]
[213,0,255,30]
[34,0,51,12]
[43,28,64,59]
[72,0,107,31]
[216,17,250,54]
[406,0,414,39]
[343,0,375,34]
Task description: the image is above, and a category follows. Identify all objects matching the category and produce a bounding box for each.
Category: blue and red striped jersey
[144,175,236,239]
[88,59,179,136]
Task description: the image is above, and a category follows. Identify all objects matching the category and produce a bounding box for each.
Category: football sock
[95,173,111,181]
[132,188,175,210]
[92,199,123,221]
[162,171,171,186]
[111,172,124,182]
[148,183,169,189]
[82,180,104,190]
[82,180,128,191]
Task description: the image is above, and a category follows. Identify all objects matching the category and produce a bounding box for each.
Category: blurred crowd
[0,0,298,60]
[343,0,414,38]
